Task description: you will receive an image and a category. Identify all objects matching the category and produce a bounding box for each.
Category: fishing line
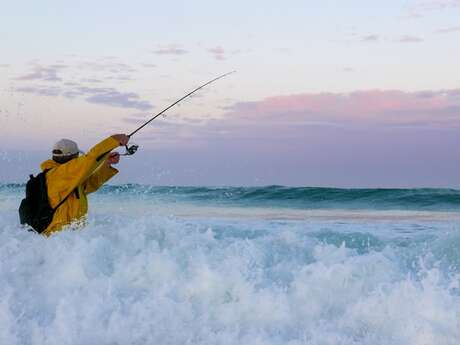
[122,71,235,156]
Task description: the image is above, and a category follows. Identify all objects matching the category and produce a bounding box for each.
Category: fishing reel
[122,144,139,156]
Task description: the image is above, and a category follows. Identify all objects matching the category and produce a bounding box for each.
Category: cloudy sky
[1,0,460,187]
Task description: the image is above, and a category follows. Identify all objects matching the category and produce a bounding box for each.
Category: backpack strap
[43,168,77,212]
[52,188,75,211]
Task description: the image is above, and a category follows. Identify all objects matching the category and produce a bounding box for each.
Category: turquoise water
[1,184,460,344]
[4,184,460,210]
[97,185,460,210]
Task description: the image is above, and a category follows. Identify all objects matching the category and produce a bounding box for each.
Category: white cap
[52,139,84,157]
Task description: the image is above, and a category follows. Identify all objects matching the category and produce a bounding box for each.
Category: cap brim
[53,150,84,157]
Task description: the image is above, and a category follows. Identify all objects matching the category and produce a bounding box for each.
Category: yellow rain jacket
[40,136,120,236]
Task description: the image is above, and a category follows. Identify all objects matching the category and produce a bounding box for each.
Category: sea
[1,184,460,345]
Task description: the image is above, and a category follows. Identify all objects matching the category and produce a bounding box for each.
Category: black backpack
[19,169,72,233]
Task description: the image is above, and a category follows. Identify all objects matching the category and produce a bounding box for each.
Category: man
[39,134,129,236]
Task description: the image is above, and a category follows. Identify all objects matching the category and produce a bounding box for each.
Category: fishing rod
[122,71,236,156]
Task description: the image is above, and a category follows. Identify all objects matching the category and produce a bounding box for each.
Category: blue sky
[1,0,460,186]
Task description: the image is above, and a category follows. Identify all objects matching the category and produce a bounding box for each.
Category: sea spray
[1,184,460,344]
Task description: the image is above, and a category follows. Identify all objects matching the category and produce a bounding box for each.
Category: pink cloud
[134,89,460,153]
[208,46,226,60]
[104,89,460,187]
[221,89,460,127]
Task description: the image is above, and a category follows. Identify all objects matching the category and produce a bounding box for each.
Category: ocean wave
[1,211,460,345]
[4,183,460,211]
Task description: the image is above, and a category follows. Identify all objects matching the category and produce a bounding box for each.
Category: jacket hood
[40,159,61,171]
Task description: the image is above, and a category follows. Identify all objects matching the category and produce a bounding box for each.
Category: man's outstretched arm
[45,134,129,207]
[83,152,120,194]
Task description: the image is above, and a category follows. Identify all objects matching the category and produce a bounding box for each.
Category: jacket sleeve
[46,136,120,208]
[83,164,118,194]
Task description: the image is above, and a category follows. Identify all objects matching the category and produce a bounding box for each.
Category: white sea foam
[1,191,460,344]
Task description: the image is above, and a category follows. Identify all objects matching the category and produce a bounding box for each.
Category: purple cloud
[420,0,460,10]
[12,59,153,111]
[409,0,460,17]
[16,64,67,82]
[72,60,137,86]
[94,89,460,187]
[399,35,424,43]
[111,75,133,81]
[361,35,379,42]
[153,45,188,55]
[85,91,152,110]
[78,61,136,73]
[124,88,460,153]
[436,26,460,33]
[16,84,153,111]
[71,86,153,110]
[80,78,103,83]
[122,113,150,125]
[15,86,62,96]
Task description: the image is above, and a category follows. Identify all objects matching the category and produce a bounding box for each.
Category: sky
[1,0,460,187]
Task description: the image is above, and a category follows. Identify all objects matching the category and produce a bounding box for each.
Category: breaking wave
[1,184,460,344]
